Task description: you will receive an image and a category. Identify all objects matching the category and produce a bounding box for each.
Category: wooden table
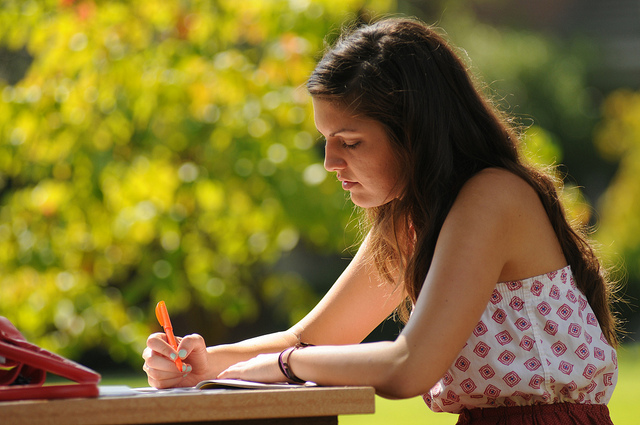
[0,386,375,424]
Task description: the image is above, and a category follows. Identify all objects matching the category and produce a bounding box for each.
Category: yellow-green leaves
[0,0,388,364]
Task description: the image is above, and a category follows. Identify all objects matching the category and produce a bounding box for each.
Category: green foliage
[0,0,394,364]
[520,125,590,227]
[436,7,604,205]
[431,8,598,229]
[594,90,640,304]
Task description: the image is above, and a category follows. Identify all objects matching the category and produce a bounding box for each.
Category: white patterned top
[424,265,618,413]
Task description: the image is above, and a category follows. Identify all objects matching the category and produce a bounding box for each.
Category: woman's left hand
[217,352,286,383]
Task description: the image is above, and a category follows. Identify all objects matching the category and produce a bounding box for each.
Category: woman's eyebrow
[329,128,360,137]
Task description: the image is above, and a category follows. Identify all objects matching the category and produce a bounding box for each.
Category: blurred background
[1,0,639,378]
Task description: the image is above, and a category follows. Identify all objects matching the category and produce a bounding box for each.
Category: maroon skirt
[456,403,613,425]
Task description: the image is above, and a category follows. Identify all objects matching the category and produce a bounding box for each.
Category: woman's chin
[350,195,386,209]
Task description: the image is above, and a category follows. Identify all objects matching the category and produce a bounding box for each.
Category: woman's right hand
[142,332,211,388]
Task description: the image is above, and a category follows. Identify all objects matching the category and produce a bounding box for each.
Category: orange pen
[155,301,184,372]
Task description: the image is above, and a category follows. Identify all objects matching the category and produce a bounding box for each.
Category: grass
[608,343,640,425]
[101,344,640,425]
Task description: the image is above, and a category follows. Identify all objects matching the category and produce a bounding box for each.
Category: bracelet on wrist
[277,342,313,384]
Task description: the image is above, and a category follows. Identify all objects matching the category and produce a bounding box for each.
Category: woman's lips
[341,180,357,190]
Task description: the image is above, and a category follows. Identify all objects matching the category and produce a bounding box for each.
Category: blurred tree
[593,89,640,333]
[395,4,596,241]
[436,5,610,204]
[0,0,394,365]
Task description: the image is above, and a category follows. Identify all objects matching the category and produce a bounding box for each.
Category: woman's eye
[342,141,361,149]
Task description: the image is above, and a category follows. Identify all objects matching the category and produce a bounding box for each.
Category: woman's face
[313,98,403,209]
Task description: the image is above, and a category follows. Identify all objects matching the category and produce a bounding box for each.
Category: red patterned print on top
[425,265,618,414]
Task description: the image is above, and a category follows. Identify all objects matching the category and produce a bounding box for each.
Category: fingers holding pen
[176,334,207,358]
[146,332,203,360]
[142,350,182,389]
[143,333,192,387]
[145,332,179,363]
[143,359,184,388]
[175,334,209,374]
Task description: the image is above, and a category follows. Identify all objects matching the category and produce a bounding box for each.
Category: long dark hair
[307,17,620,346]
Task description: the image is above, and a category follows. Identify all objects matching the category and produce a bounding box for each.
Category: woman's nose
[323,142,346,172]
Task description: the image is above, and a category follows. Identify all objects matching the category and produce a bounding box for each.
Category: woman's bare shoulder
[456,168,565,280]
[456,167,539,211]
[466,167,533,191]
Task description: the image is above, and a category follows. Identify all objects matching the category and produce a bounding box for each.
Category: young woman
[143,18,619,424]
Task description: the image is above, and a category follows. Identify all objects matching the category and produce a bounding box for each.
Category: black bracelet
[277,343,313,384]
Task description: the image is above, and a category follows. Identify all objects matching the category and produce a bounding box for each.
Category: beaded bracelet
[277,342,313,384]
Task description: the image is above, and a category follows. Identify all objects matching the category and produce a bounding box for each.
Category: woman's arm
[143,232,405,388]
[219,169,567,398]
